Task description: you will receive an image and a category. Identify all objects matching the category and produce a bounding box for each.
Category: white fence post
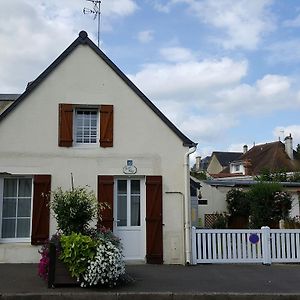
[261,226,271,265]
[191,226,197,265]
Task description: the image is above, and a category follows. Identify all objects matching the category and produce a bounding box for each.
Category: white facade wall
[0,44,189,264]
[197,181,228,227]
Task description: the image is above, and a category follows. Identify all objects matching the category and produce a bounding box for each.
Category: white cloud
[128,57,247,99]
[273,126,300,147]
[102,0,138,17]
[153,0,275,50]
[0,0,138,92]
[267,39,300,64]
[180,114,238,142]
[137,30,154,43]
[160,47,195,62]
[191,0,275,50]
[214,74,295,114]
[256,75,291,97]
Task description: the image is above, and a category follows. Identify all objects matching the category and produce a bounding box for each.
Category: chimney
[244,159,252,176]
[243,145,248,154]
[284,133,293,160]
[195,156,201,172]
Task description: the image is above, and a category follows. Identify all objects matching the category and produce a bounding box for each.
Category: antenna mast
[83,0,102,48]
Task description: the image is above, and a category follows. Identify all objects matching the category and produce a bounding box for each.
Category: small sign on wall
[123,159,137,174]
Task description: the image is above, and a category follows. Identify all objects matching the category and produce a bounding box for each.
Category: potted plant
[38,186,126,288]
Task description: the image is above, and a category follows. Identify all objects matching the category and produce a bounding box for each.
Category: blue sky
[1,0,300,160]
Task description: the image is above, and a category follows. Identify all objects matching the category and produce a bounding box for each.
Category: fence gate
[191,227,300,265]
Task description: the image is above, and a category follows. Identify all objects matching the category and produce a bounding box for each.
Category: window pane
[2,219,15,238]
[131,195,140,226]
[17,219,30,238]
[117,180,127,194]
[18,198,31,217]
[131,180,140,194]
[2,198,16,218]
[117,195,127,226]
[75,110,98,142]
[18,179,32,197]
[4,179,17,197]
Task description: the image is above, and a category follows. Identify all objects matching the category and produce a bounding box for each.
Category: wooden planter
[48,242,79,288]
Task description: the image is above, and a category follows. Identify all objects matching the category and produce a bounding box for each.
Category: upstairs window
[75,109,98,144]
[58,103,113,148]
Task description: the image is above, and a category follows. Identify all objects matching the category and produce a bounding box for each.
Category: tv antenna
[83,0,102,48]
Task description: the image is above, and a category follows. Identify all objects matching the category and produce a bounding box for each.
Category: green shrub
[226,188,250,217]
[248,182,291,228]
[51,186,98,235]
[59,232,98,279]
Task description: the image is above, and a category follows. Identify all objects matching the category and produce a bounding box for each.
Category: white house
[0,31,197,264]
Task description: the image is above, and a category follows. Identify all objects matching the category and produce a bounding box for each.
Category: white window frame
[73,107,99,147]
[0,176,33,243]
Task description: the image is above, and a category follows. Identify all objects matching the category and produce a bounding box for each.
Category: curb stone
[2,293,300,300]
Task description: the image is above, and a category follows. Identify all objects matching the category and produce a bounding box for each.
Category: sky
[1,0,300,161]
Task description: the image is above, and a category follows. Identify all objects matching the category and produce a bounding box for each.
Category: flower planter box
[48,242,79,288]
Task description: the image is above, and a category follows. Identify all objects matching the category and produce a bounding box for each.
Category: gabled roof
[0,31,196,148]
[212,151,242,167]
[231,141,300,174]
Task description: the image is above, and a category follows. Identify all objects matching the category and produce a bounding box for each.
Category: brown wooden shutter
[100,105,113,147]
[31,175,51,245]
[146,176,163,264]
[58,103,73,147]
[98,175,114,230]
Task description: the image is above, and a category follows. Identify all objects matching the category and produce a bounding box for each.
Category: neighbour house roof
[204,179,300,188]
[212,151,243,167]
[0,94,20,101]
[0,31,196,148]
[0,94,20,114]
[228,141,300,175]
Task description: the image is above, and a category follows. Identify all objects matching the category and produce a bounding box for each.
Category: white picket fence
[191,226,300,265]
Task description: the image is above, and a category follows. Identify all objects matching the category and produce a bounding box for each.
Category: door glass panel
[117,180,127,226]
[131,180,140,194]
[131,180,140,226]
[117,180,127,194]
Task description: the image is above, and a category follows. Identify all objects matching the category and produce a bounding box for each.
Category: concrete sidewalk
[1,263,300,299]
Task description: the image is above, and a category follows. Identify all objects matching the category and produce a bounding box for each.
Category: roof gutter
[184,145,197,265]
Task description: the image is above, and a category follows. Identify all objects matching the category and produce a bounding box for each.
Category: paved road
[1,263,300,299]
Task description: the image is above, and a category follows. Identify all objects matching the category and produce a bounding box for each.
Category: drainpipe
[184,145,197,264]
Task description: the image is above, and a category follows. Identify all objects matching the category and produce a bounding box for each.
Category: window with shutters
[0,177,33,242]
[59,103,113,148]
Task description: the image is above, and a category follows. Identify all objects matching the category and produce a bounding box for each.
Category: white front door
[114,178,145,261]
